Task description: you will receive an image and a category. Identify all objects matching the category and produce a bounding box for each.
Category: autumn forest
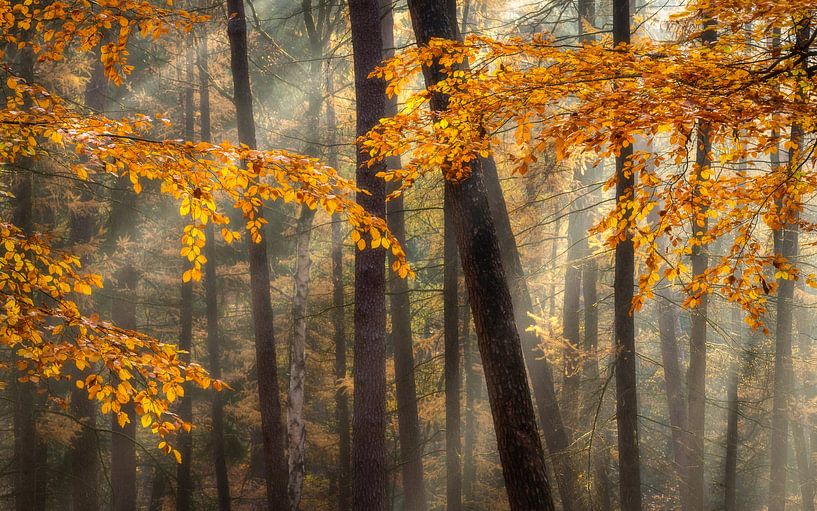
[1,0,815,509]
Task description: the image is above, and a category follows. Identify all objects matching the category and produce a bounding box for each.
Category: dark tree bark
[199,33,232,511]
[326,68,351,511]
[225,1,289,508]
[444,186,462,511]
[176,43,196,511]
[380,2,428,509]
[406,2,555,509]
[348,1,388,509]
[612,1,642,509]
[482,142,579,511]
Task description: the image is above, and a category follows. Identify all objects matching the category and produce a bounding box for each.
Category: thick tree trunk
[444,187,462,511]
[380,4,428,509]
[482,150,579,511]
[348,2,388,508]
[199,34,232,511]
[406,3,555,509]
[326,69,351,511]
[225,1,289,508]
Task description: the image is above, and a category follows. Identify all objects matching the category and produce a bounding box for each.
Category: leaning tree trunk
[348,1,389,508]
[406,2,555,509]
[199,32,232,511]
[225,1,289,508]
[379,2,428,509]
[612,1,642,509]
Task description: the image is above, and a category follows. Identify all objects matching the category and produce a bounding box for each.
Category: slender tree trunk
[225,1,289,508]
[794,417,815,511]
[444,186,462,511]
[199,33,232,511]
[288,201,314,511]
[348,2,388,508]
[148,466,167,511]
[561,176,583,435]
[108,173,139,511]
[462,296,479,506]
[769,21,807,511]
[68,47,105,511]
[287,5,332,503]
[612,1,642,509]
[326,68,351,511]
[380,2,428,508]
[687,18,716,500]
[406,3,555,508]
[659,296,690,509]
[176,42,196,511]
[11,44,47,511]
[110,267,138,511]
[723,361,739,511]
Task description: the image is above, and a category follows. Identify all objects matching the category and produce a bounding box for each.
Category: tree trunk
[68,46,105,511]
[444,186,462,511]
[348,1,388,508]
[107,169,139,511]
[462,296,479,506]
[406,2,556,508]
[110,267,138,511]
[794,417,815,511]
[612,2,642,509]
[225,1,289,508]
[723,358,739,511]
[199,33,232,511]
[176,42,196,511]
[768,21,807,511]
[561,177,584,436]
[326,67,351,511]
[482,148,579,511]
[381,1,428,507]
[659,295,690,509]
